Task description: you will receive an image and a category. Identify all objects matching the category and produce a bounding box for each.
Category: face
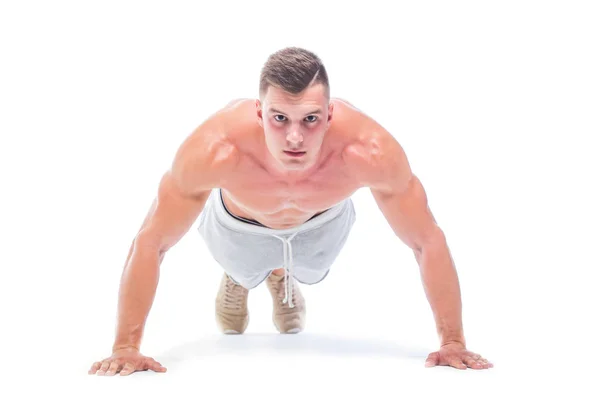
[256,84,334,173]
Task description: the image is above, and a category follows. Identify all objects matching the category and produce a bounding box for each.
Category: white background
[1,0,598,398]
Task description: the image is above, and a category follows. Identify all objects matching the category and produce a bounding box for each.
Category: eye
[274,115,287,122]
[305,115,318,123]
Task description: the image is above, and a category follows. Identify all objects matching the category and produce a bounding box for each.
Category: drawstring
[272,232,300,308]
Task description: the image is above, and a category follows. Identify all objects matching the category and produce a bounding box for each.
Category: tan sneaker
[215,273,249,334]
[265,272,306,334]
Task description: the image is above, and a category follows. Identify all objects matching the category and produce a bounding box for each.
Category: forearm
[414,234,465,347]
[112,238,164,352]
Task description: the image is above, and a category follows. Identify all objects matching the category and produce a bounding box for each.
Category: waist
[214,189,350,235]
[219,189,328,229]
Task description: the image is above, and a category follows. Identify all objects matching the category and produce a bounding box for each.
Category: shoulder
[169,100,251,194]
[336,101,412,193]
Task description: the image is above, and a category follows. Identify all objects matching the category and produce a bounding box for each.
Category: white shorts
[197,189,357,289]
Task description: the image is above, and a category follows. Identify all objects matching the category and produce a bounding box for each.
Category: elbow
[135,231,168,255]
[413,228,446,254]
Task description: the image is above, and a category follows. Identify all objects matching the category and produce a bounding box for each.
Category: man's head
[256,47,334,173]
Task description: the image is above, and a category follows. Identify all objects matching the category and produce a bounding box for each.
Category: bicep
[135,110,238,252]
[136,170,211,253]
[135,119,234,252]
[371,173,441,251]
[361,129,441,250]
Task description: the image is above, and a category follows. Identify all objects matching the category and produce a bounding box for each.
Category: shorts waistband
[213,189,348,237]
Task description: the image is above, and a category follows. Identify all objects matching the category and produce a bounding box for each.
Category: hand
[425,342,493,370]
[88,347,167,376]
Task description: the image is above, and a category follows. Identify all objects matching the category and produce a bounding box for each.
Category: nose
[286,130,303,146]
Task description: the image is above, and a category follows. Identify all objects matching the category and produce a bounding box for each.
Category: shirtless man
[88,47,493,376]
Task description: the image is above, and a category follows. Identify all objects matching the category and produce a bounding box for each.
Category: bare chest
[221,158,360,228]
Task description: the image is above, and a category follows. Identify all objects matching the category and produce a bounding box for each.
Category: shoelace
[223,278,246,310]
[270,274,289,297]
[273,277,298,305]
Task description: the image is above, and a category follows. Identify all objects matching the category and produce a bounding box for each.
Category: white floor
[1,1,599,399]
[7,184,599,397]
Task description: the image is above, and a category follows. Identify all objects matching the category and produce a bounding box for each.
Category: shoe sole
[217,314,249,334]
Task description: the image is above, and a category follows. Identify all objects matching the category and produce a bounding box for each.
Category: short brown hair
[259,47,330,100]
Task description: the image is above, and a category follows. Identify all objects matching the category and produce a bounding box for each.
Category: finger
[448,358,468,370]
[425,352,440,368]
[148,360,167,373]
[465,352,492,368]
[479,358,493,368]
[88,362,102,374]
[105,361,121,376]
[154,365,167,373]
[97,361,111,375]
[120,362,136,376]
[463,356,484,369]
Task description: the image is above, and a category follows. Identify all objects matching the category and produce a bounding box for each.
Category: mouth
[284,150,306,158]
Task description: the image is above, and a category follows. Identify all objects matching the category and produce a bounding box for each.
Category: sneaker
[265,272,306,334]
[215,273,249,334]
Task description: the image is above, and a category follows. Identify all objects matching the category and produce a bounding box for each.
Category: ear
[256,99,263,128]
[327,101,334,125]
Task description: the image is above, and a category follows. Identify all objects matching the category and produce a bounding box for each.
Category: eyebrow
[268,108,322,115]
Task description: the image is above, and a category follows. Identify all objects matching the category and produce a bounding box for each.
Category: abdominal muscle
[221,187,344,229]
[221,197,321,229]
[219,155,359,229]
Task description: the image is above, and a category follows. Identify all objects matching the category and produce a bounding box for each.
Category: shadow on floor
[156,332,430,363]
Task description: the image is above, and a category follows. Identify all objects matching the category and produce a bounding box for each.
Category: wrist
[112,344,139,353]
[440,337,466,348]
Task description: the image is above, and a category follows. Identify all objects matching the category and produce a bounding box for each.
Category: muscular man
[89,47,493,376]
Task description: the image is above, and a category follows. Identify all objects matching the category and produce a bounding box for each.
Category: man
[89,47,493,376]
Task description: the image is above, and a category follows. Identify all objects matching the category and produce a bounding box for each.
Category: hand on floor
[88,347,167,376]
[425,342,493,370]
